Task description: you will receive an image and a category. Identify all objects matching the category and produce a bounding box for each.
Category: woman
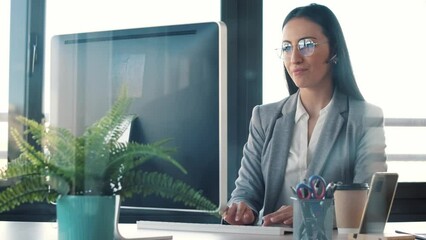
[222,3,387,226]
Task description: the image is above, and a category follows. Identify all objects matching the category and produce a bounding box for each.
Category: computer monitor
[50,22,227,220]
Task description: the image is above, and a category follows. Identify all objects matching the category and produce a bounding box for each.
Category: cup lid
[335,183,369,190]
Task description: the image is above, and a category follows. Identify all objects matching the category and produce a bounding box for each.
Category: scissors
[296,175,327,200]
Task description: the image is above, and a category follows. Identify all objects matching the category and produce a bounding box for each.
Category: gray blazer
[229,90,387,219]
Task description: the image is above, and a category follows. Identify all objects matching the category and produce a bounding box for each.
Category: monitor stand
[114,197,173,240]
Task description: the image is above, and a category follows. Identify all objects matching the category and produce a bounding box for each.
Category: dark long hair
[282,3,364,101]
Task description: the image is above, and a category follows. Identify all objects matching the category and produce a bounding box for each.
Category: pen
[395,230,426,240]
[325,182,337,199]
[290,186,297,195]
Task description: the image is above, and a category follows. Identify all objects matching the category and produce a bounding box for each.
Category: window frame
[8,0,45,160]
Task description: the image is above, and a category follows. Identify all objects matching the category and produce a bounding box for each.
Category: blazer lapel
[279,94,298,166]
[266,95,297,192]
[307,91,348,177]
[272,112,295,171]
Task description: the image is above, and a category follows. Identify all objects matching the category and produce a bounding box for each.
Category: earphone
[327,54,338,64]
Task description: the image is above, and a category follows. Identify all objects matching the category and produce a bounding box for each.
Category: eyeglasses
[276,38,328,60]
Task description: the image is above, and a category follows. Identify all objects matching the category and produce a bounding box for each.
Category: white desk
[0,221,424,240]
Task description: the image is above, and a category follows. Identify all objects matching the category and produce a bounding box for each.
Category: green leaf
[0,176,58,213]
[119,171,218,212]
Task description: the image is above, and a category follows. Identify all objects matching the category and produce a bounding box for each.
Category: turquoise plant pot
[57,195,118,240]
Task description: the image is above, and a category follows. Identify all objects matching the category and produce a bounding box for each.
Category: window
[263,0,426,182]
[0,1,10,169]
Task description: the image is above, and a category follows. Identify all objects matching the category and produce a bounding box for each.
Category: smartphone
[358,172,399,234]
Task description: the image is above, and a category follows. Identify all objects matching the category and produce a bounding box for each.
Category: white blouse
[282,91,334,205]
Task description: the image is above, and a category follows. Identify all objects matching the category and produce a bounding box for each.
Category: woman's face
[282,17,333,91]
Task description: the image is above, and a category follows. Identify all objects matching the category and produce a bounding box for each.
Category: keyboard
[136,220,292,236]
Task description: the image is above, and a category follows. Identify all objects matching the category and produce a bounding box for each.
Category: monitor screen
[50,22,227,219]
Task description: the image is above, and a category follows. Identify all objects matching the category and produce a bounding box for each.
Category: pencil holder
[293,198,334,240]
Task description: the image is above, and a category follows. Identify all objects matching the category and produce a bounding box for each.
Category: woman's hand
[262,205,293,226]
[222,202,255,225]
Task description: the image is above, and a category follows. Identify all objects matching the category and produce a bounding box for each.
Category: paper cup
[334,183,369,234]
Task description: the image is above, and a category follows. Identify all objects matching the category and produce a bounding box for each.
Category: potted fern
[0,87,217,240]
